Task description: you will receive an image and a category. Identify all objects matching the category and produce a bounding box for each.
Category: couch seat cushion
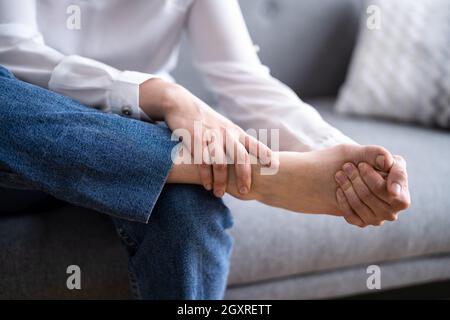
[225,97,450,286]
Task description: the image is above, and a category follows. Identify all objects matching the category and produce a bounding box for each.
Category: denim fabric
[0,65,234,299]
[113,184,234,299]
[0,65,177,223]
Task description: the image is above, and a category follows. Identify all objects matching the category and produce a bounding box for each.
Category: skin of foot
[239,144,395,214]
[168,144,411,227]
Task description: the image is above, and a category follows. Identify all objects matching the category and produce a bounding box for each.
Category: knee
[0,65,14,79]
[0,70,29,121]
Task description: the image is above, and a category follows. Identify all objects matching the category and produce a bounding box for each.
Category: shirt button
[122,106,133,116]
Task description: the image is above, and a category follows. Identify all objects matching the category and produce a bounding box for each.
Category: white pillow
[335,0,450,129]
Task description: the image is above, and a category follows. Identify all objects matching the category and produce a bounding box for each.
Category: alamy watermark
[66,265,81,290]
[66,5,81,30]
[366,265,381,290]
[366,5,382,30]
[170,122,280,175]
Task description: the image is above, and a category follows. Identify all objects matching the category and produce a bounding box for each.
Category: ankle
[247,152,287,202]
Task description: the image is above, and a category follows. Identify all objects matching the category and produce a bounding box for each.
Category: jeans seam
[116,227,139,256]
[127,261,142,299]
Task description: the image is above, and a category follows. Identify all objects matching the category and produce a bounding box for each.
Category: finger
[335,171,382,226]
[358,162,391,203]
[242,134,272,166]
[386,155,411,210]
[209,142,228,198]
[198,139,213,191]
[232,138,252,195]
[343,163,397,222]
[356,145,395,172]
[225,130,252,194]
[336,188,366,228]
[360,161,410,213]
[387,156,407,196]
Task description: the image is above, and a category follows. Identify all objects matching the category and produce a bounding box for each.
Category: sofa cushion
[225,97,450,286]
[336,0,450,129]
[0,205,130,299]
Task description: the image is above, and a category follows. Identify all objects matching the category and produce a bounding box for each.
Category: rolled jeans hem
[0,65,178,223]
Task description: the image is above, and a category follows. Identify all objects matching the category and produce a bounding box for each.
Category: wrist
[139,77,171,120]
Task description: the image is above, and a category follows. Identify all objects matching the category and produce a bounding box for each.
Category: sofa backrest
[173,0,364,102]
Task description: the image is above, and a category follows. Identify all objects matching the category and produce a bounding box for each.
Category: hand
[335,155,411,228]
[139,78,273,197]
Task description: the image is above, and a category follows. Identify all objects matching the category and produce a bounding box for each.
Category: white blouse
[0,0,354,151]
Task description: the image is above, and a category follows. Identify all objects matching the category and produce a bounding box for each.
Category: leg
[0,65,233,299]
[164,141,408,228]
[0,65,177,223]
[167,143,397,217]
[112,184,233,300]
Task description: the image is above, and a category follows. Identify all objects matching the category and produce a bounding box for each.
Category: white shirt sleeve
[186,0,356,151]
[0,0,152,120]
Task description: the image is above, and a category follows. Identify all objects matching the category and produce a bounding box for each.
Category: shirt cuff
[108,70,154,121]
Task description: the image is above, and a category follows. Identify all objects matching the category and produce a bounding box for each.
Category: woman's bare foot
[168,143,410,227]
[232,144,395,217]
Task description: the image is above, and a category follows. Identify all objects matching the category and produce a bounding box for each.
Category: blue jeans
[0,65,233,299]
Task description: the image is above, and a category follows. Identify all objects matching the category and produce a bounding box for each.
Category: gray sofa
[1,0,449,299]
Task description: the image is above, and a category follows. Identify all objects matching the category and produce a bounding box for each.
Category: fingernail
[262,150,271,165]
[391,183,402,196]
[343,163,354,176]
[205,184,212,191]
[215,190,224,198]
[239,186,248,194]
[358,162,366,171]
[375,155,385,170]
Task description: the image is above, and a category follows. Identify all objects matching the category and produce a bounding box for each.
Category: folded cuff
[94,121,179,223]
[108,70,154,121]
